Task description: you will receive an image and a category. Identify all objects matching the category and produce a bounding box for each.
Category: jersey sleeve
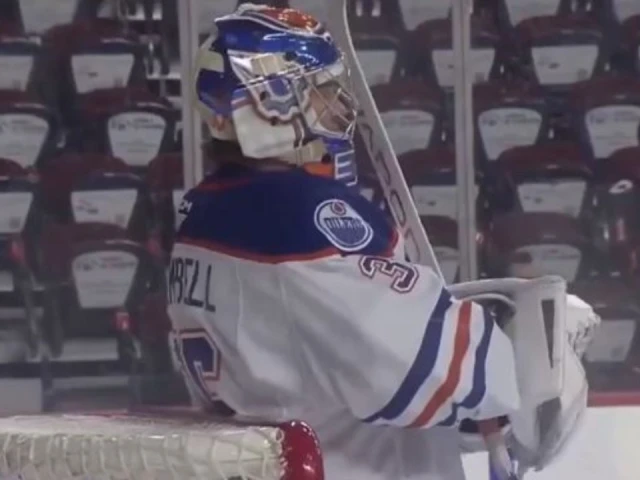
[280,255,521,429]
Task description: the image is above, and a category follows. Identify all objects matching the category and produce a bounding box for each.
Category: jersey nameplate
[313,199,374,251]
[167,256,217,313]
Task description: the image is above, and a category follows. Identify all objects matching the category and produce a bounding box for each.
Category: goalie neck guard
[194,3,358,186]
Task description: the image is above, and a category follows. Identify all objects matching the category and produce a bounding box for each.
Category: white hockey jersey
[167,164,521,480]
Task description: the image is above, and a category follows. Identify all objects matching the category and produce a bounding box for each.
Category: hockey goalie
[167,4,599,480]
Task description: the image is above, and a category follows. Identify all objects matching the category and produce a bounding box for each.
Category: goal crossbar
[0,413,323,480]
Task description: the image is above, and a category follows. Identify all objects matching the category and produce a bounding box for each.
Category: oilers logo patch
[314,199,373,251]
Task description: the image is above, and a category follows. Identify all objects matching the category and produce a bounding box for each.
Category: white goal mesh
[0,413,323,480]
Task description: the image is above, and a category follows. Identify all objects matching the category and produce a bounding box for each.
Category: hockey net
[0,412,323,480]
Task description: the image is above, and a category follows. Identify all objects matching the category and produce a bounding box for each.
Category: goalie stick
[325,2,518,479]
[325,0,443,279]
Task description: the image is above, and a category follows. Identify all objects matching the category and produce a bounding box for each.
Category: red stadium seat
[371,80,445,155]
[400,146,461,221]
[71,87,179,170]
[488,212,596,282]
[42,19,146,122]
[38,153,129,221]
[0,25,44,95]
[569,75,640,162]
[590,147,640,274]
[409,17,503,92]
[0,90,59,168]
[512,14,607,96]
[494,142,593,217]
[39,153,155,244]
[473,80,551,166]
[39,221,159,362]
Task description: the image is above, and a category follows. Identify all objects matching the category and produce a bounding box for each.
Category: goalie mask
[194,4,358,185]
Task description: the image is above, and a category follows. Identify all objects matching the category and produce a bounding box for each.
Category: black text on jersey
[167,257,217,313]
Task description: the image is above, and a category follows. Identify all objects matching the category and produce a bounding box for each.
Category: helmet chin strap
[278,139,327,167]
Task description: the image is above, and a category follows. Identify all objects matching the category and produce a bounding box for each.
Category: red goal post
[0,412,323,480]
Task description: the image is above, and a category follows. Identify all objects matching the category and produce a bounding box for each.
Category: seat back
[474,80,550,166]
[42,19,146,121]
[38,152,130,222]
[73,87,179,171]
[372,80,445,155]
[410,17,503,92]
[72,171,153,242]
[489,211,594,281]
[513,14,608,100]
[570,75,640,162]
[494,142,592,217]
[0,90,58,168]
[0,31,44,95]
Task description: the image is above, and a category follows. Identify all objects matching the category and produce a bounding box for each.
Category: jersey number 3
[173,328,221,401]
[358,257,419,293]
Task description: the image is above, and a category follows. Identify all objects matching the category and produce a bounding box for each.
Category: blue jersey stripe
[363,288,453,423]
[439,311,494,427]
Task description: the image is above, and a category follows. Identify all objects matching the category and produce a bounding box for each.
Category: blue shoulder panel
[175,167,397,262]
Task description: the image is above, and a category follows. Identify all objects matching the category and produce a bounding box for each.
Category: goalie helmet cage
[0,413,324,480]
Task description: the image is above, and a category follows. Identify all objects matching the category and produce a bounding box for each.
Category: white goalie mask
[193,4,359,184]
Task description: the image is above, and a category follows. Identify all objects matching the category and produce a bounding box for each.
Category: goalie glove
[449,276,596,475]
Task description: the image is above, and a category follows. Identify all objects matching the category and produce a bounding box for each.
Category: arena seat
[0,90,59,168]
[38,153,128,221]
[70,87,179,171]
[408,17,503,92]
[0,27,45,95]
[511,14,607,103]
[39,221,159,363]
[41,19,146,122]
[589,147,640,275]
[493,142,593,218]
[348,0,405,85]
[38,152,155,244]
[570,277,640,391]
[569,75,640,162]
[473,80,550,167]
[371,80,445,156]
[400,146,462,221]
[488,211,597,282]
